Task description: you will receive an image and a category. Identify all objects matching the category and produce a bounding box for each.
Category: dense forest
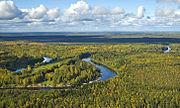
[1,32,180,43]
[0,41,179,107]
[0,41,101,87]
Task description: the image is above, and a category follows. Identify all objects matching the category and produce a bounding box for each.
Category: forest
[1,32,180,43]
[0,40,180,107]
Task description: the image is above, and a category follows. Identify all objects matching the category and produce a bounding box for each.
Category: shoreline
[0,70,103,90]
[1,58,116,90]
[90,58,118,75]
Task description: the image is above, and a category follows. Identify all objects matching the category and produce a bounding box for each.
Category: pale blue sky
[0,0,180,32]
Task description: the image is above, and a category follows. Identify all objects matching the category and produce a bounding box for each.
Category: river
[14,56,52,72]
[164,45,171,53]
[15,57,116,81]
[9,57,117,90]
[10,45,171,90]
[82,58,117,81]
[43,56,52,63]
[14,68,26,73]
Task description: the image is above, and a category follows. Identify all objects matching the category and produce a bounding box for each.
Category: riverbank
[1,58,116,90]
[90,58,118,75]
[83,58,117,81]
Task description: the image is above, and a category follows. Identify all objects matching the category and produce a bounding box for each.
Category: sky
[0,0,180,32]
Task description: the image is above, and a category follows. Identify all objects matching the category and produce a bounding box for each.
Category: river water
[164,45,171,53]
[15,56,52,72]
[14,68,26,72]
[11,46,171,90]
[83,58,117,81]
[11,57,116,90]
[43,56,52,63]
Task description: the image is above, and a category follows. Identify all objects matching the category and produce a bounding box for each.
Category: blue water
[15,56,52,72]
[43,56,52,63]
[40,88,52,90]
[164,45,171,53]
[14,68,26,72]
[83,58,117,81]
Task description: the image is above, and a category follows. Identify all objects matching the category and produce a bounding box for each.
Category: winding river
[9,45,171,90]
[83,58,116,81]
[9,57,116,90]
[14,56,52,72]
[14,57,116,81]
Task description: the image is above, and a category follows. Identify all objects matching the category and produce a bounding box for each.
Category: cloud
[112,7,124,14]
[62,0,93,22]
[0,1,60,32]
[65,0,91,15]
[47,8,60,19]
[175,10,180,16]
[0,1,22,20]
[156,6,174,17]
[62,0,126,24]
[27,4,48,19]
[23,4,60,21]
[1,0,180,32]
[93,6,110,15]
[136,6,145,19]
[157,0,180,4]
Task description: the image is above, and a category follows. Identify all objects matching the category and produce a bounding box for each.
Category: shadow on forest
[0,35,180,43]
[0,55,43,71]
